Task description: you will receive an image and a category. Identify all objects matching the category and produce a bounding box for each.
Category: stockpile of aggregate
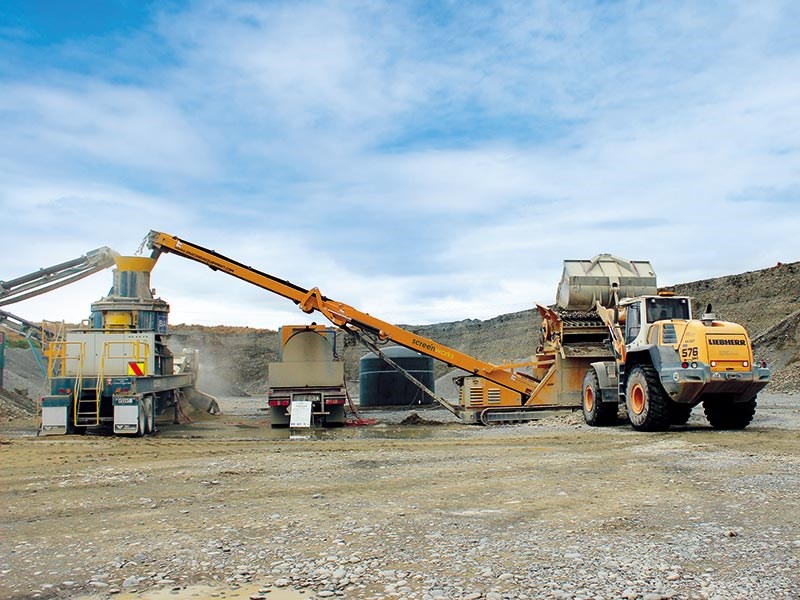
[0,347,45,421]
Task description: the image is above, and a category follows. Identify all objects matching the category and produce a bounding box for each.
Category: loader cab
[622,296,692,348]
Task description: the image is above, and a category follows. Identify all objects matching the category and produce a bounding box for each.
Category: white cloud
[1,0,799,331]
[0,81,216,178]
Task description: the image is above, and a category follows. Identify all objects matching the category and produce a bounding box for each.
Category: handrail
[45,340,85,426]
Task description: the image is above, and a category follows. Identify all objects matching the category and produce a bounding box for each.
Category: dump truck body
[267,325,347,427]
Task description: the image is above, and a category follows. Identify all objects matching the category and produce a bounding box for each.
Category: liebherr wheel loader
[561,255,771,431]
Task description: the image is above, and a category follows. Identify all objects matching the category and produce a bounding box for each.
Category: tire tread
[626,364,671,431]
[704,396,757,429]
[582,369,617,426]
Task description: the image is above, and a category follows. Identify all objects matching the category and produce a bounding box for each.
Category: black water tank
[359,346,435,407]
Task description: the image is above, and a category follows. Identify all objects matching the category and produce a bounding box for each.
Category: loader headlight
[742,361,749,367]
[691,362,698,369]
[710,360,717,367]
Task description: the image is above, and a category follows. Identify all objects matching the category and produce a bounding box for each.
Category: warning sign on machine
[127,362,146,376]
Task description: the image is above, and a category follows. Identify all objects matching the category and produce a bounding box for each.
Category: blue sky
[1,0,799,328]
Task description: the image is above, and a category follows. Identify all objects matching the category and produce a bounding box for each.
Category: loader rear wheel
[582,370,616,426]
[704,396,757,429]
[669,404,693,426]
[625,365,670,431]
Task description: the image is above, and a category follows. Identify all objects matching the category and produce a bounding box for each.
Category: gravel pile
[753,309,800,393]
[0,348,44,420]
[0,388,35,421]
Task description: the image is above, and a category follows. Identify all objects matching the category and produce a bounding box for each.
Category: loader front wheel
[582,369,616,426]
[625,365,670,431]
[704,396,757,429]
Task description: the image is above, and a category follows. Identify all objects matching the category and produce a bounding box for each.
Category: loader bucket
[557,254,657,310]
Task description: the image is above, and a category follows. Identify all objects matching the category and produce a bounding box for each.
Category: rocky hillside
[163,310,543,397]
[751,308,800,391]
[167,325,278,396]
[668,261,800,338]
[401,311,540,379]
[667,260,800,392]
[0,347,48,419]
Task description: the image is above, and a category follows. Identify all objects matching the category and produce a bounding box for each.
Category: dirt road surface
[1,394,799,600]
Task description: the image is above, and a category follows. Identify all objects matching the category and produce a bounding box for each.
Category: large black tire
[269,406,290,428]
[143,396,154,434]
[582,369,617,426]
[136,409,146,437]
[324,405,346,428]
[625,365,671,431]
[668,404,693,426]
[704,396,757,429]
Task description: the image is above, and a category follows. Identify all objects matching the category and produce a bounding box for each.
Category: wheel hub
[630,383,645,415]
[584,387,595,412]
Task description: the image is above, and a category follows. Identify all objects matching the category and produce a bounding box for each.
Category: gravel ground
[1,394,798,600]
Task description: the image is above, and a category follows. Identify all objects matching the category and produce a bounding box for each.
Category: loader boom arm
[146,231,535,399]
[594,302,627,362]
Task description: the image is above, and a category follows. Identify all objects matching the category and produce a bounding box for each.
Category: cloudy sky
[1,1,798,329]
